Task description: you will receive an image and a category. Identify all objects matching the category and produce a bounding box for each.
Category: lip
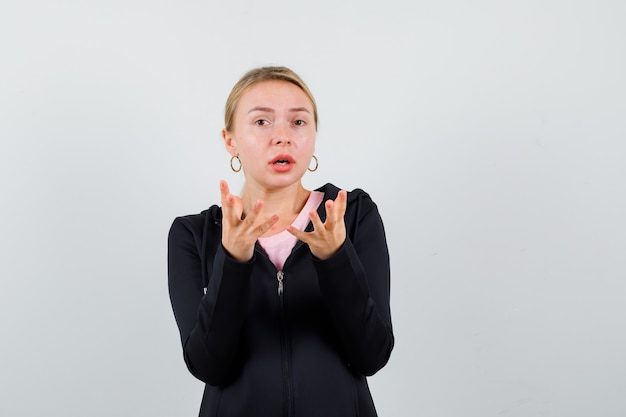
[269,154,295,172]
[270,154,295,164]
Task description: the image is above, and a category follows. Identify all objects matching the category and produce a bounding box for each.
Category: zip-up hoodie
[168,183,394,417]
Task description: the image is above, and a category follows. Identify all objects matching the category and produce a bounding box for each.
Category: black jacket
[168,183,394,417]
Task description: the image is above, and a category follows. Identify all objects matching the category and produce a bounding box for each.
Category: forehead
[238,80,313,111]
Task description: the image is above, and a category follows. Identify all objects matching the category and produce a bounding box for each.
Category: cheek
[304,134,316,150]
[237,138,265,160]
[295,128,316,142]
[241,126,271,143]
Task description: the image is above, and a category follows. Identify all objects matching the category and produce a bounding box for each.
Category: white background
[1,1,625,416]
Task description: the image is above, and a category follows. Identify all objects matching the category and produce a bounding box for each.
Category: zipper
[277,270,294,416]
[256,243,306,417]
[277,271,284,296]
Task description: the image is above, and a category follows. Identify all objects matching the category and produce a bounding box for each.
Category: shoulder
[315,182,376,207]
[168,205,222,241]
[315,183,379,221]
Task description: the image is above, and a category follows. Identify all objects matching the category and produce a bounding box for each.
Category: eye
[255,119,268,126]
[294,119,306,126]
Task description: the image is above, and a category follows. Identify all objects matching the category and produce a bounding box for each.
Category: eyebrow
[247,106,311,114]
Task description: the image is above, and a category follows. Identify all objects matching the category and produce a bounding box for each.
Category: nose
[273,123,291,145]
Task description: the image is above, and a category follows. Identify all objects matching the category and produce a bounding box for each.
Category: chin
[264,175,303,190]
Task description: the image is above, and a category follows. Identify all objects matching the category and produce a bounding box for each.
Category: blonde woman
[168,66,393,417]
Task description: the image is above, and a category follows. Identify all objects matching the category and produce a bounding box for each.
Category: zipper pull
[277,271,284,296]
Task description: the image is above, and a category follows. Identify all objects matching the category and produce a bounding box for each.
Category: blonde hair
[224,66,318,132]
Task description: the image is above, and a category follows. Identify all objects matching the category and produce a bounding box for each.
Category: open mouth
[271,155,295,165]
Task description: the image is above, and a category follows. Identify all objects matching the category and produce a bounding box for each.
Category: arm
[167,216,253,385]
[168,181,279,385]
[314,196,394,376]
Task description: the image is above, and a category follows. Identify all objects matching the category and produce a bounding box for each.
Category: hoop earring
[230,155,242,173]
[308,155,318,172]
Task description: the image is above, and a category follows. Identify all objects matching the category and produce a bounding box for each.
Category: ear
[222,128,238,157]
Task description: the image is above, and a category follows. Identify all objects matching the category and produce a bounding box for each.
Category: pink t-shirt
[258,191,324,271]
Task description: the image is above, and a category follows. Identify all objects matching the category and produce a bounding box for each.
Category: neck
[241,181,311,218]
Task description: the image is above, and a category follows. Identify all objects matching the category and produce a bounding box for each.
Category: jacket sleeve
[168,216,253,386]
[313,193,394,376]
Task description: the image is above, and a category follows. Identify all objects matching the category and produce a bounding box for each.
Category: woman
[168,66,394,417]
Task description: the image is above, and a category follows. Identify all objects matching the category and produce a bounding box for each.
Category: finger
[219,180,230,207]
[309,209,325,231]
[219,180,236,217]
[324,199,338,227]
[231,195,244,220]
[334,189,348,219]
[255,214,280,236]
[287,225,311,243]
[222,195,241,225]
[242,199,264,224]
[220,182,242,224]
[329,190,347,225]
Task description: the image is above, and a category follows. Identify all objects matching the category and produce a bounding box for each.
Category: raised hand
[288,190,347,260]
[220,180,279,262]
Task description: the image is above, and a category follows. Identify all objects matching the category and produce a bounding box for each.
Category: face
[223,80,317,191]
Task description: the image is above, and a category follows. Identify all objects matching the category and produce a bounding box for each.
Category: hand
[220,180,279,262]
[288,190,347,260]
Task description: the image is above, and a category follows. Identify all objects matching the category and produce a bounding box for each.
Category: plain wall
[1,0,625,416]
